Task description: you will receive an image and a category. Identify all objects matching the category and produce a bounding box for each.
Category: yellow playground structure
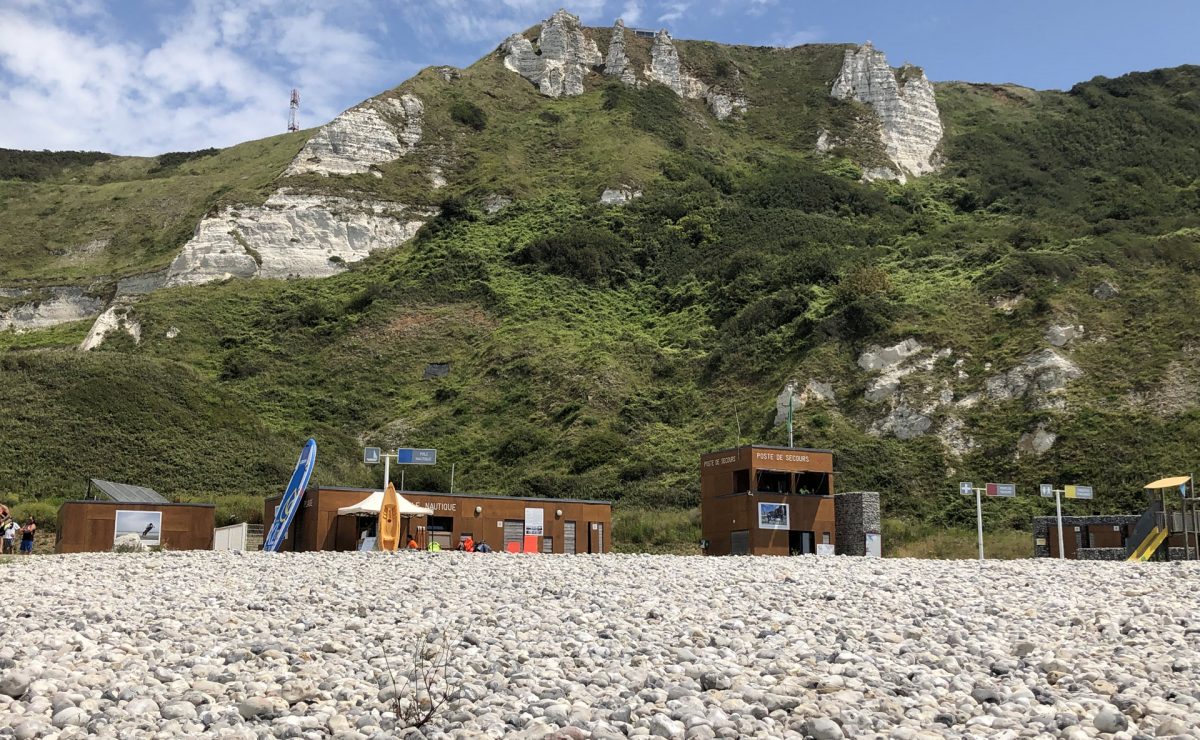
[1126,476,1196,561]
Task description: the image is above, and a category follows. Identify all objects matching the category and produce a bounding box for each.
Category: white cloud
[618,0,643,27]
[771,26,824,48]
[0,0,408,154]
[658,2,689,23]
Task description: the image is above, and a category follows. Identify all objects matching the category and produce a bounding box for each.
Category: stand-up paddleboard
[263,438,317,552]
[377,482,400,551]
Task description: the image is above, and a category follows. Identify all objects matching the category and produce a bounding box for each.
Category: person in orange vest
[462,535,475,553]
[406,536,419,550]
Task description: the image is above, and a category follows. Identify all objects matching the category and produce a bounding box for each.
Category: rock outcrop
[774,380,835,425]
[285,95,423,177]
[874,405,932,440]
[604,20,637,85]
[499,13,746,119]
[599,187,642,205]
[985,349,1082,405]
[79,297,141,351]
[1045,324,1083,348]
[1092,281,1120,300]
[831,43,943,181]
[164,191,433,287]
[858,338,923,372]
[1017,423,1057,457]
[647,31,707,99]
[645,31,746,120]
[0,287,105,332]
[502,9,602,98]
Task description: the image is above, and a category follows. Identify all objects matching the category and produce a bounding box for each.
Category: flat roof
[309,486,613,507]
[702,444,835,457]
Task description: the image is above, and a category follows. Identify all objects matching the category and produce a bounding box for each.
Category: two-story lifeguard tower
[700,445,837,556]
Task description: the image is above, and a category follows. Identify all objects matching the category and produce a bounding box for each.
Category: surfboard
[263,438,317,552]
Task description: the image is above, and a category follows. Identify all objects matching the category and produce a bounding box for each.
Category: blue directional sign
[396,448,437,465]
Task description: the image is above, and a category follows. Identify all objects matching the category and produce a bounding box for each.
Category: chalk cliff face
[831,43,943,180]
[502,9,602,98]
[0,287,104,332]
[646,30,707,99]
[285,95,423,177]
[164,192,433,287]
[500,11,745,119]
[604,20,637,85]
[647,31,746,121]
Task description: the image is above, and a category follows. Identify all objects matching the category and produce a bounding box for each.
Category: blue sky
[1,0,1196,155]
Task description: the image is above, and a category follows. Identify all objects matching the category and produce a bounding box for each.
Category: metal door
[731,530,749,555]
[564,521,576,554]
[542,536,553,554]
[503,520,524,550]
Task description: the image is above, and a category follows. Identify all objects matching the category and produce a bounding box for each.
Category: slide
[1127,526,1169,561]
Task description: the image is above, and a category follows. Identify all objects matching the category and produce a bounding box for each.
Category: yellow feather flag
[378,482,401,551]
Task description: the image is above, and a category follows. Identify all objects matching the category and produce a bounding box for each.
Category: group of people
[402,534,493,553]
[0,506,36,555]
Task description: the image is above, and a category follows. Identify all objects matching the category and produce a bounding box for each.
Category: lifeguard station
[1126,476,1198,561]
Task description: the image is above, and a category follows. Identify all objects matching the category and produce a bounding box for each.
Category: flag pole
[787,388,794,448]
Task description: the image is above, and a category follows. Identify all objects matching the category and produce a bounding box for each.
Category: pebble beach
[1,552,1198,739]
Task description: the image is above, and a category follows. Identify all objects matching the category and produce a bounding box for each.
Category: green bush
[450,100,487,131]
[11,501,59,531]
[513,226,630,285]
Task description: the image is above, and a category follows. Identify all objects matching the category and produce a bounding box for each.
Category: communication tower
[287,89,300,132]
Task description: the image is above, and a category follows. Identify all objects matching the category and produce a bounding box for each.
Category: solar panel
[89,479,170,504]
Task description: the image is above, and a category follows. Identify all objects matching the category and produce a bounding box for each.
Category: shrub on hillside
[0,149,113,181]
[449,101,487,131]
[512,226,629,285]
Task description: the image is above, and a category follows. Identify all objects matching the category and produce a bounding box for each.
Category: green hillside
[2,34,1198,552]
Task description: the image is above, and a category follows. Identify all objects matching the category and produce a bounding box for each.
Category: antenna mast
[287,89,300,132]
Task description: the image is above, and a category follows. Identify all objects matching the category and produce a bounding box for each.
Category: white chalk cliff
[79,297,140,351]
[164,192,433,287]
[0,287,105,332]
[646,30,746,121]
[285,95,423,177]
[501,11,745,120]
[604,20,637,86]
[831,43,943,180]
[502,9,602,98]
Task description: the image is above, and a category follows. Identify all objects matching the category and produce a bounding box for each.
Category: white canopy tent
[337,490,435,517]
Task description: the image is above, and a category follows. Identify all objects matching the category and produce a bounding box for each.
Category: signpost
[364,447,438,491]
[960,481,1017,561]
[1040,482,1093,559]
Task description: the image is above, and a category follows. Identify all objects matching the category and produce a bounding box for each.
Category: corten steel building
[56,479,215,553]
[264,487,612,554]
[700,445,837,556]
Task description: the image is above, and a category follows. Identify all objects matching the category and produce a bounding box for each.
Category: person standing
[1,518,15,555]
[19,517,36,555]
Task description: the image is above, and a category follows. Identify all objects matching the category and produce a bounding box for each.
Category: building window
[542,536,553,554]
[756,470,790,494]
[822,532,830,545]
[428,516,453,532]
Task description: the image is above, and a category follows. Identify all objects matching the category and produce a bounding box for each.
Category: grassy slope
[0,133,306,283]
[1,51,1199,555]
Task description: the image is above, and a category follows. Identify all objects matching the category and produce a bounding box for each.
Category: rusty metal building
[700,445,837,556]
[264,487,612,554]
